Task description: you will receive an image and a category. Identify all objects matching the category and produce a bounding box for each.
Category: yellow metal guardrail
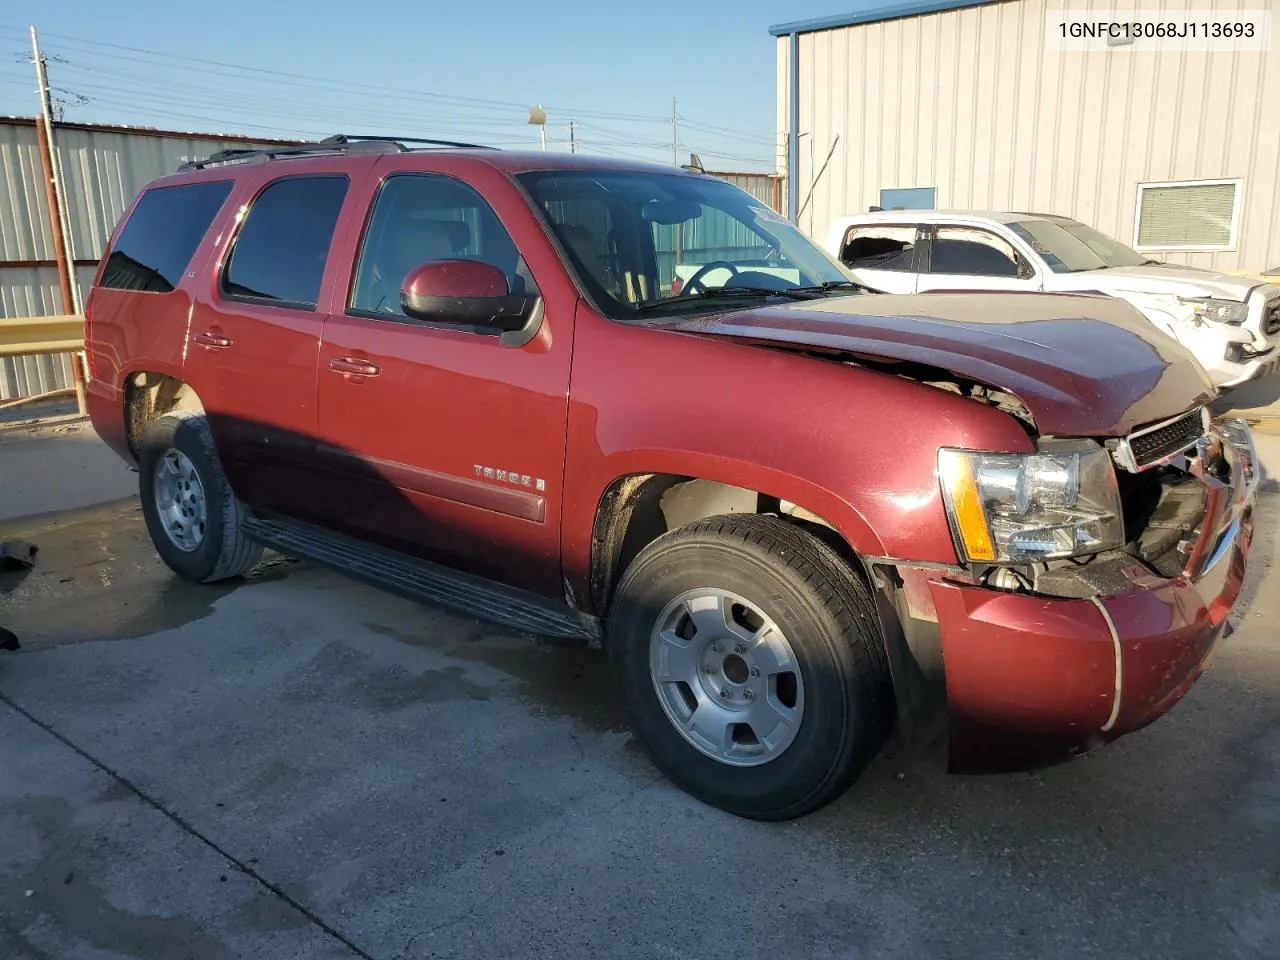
[0,314,85,359]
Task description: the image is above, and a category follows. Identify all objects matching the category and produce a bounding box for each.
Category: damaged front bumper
[877,419,1259,774]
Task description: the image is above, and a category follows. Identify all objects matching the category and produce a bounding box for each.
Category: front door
[313,163,573,598]
[914,225,1043,294]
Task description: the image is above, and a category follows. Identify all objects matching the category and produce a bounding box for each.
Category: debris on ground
[0,539,38,571]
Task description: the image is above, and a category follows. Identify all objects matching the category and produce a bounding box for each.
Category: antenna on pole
[568,120,577,154]
[528,105,547,152]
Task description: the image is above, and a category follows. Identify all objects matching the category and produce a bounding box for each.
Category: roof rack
[179,133,496,171]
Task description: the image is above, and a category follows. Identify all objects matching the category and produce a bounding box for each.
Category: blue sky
[0,0,856,171]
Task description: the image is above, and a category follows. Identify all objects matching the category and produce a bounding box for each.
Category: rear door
[184,163,364,514]
[312,157,575,597]
[914,224,1042,293]
[836,223,920,294]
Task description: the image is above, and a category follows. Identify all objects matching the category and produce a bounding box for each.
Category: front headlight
[1181,297,1248,324]
[938,440,1125,563]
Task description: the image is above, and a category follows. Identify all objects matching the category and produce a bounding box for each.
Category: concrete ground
[0,418,138,521]
[1,422,1278,960]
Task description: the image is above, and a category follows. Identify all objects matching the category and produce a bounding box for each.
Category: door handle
[328,357,381,378]
[192,331,232,349]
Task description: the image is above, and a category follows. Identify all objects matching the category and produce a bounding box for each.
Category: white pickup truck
[823,210,1280,388]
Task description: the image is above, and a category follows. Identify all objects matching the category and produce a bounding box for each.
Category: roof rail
[179,133,496,171]
[328,134,498,150]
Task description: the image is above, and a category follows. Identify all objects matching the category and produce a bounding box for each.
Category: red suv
[84,136,1258,819]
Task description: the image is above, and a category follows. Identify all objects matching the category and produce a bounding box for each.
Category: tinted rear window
[99,180,232,292]
[221,176,348,309]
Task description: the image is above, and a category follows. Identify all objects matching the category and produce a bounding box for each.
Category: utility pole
[30,25,86,415]
[671,97,677,165]
[568,120,577,154]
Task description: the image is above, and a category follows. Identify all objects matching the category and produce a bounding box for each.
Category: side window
[928,226,1021,277]
[100,180,233,292]
[543,197,629,304]
[221,176,348,309]
[840,225,917,271]
[350,174,534,318]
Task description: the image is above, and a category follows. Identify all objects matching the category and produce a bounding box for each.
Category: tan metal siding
[0,119,278,400]
[784,0,1280,272]
[711,172,782,209]
[0,123,54,262]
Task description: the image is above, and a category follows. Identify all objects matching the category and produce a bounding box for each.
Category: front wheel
[137,412,263,583]
[607,515,893,820]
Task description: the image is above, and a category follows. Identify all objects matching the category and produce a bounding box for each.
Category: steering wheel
[681,260,740,295]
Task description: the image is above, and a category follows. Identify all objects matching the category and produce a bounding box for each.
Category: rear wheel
[607,514,893,820]
[137,412,263,583]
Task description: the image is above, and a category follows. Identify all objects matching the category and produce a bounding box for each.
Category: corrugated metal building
[0,117,285,400]
[772,0,1280,272]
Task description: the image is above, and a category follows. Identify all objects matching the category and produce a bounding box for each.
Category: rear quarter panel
[560,307,1036,609]
[84,172,240,447]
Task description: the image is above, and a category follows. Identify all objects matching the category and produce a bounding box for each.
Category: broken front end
[873,407,1259,773]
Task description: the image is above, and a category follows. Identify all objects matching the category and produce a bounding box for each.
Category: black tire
[607,514,894,820]
[137,412,264,583]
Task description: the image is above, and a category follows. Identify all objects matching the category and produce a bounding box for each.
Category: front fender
[559,308,1035,611]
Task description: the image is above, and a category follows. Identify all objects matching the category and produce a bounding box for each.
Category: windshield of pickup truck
[517,169,855,319]
[1009,217,1149,273]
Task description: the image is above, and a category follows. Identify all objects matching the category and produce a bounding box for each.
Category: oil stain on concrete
[4,795,235,960]
[363,619,628,734]
[0,499,296,649]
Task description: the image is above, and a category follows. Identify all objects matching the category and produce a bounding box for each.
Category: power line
[34,29,674,123]
[3,24,780,161]
[51,75,542,144]
[678,118,778,146]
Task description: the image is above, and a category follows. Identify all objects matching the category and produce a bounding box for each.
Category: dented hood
[665,292,1216,436]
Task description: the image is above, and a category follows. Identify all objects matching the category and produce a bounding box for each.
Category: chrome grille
[1119,409,1205,471]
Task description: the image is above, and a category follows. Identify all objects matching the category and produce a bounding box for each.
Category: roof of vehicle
[171,136,700,180]
[836,210,1069,226]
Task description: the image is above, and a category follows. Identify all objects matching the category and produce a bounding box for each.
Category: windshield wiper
[789,279,873,294]
[633,286,818,313]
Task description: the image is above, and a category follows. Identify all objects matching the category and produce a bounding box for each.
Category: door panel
[184,170,354,514]
[915,225,1042,294]
[315,165,573,598]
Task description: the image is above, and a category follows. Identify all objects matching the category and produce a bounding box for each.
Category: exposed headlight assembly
[938,440,1125,563]
[1180,297,1248,324]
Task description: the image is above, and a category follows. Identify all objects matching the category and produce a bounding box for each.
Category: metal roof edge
[769,0,997,36]
[0,115,297,146]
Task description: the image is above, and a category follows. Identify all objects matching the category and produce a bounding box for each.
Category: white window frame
[1132,177,1243,253]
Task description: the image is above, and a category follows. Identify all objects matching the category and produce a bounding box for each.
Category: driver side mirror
[401,260,541,346]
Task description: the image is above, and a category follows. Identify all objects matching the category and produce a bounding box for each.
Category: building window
[879,187,935,211]
[1134,179,1241,252]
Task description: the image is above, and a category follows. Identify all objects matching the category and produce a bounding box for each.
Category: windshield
[516,170,854,319]
[1008,217,1149,273]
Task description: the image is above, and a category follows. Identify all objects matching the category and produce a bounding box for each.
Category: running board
[242,514,600,641]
